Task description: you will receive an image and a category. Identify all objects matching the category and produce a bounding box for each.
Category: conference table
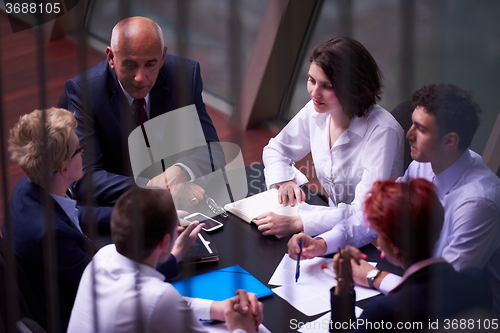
[170,164,403,332]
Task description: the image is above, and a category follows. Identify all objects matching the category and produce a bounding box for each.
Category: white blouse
[263,100,404,235]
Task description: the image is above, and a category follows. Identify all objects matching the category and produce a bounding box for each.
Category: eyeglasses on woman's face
[71,142,86,158]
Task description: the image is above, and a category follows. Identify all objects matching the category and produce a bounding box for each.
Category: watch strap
[367,269,381,290]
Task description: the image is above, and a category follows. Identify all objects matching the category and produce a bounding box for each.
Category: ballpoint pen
[295,238,303,282]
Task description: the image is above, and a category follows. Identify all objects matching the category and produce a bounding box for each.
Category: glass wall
[86,0,268,106]
[286,0,500,154]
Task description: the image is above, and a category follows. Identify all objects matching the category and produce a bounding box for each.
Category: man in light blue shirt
[288,83,500,316]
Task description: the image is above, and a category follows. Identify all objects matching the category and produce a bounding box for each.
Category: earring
[65,175,68,180]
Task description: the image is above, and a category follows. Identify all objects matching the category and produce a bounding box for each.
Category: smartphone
[184,212,223,232]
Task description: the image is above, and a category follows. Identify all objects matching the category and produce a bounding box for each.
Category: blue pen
[295,238,303,282]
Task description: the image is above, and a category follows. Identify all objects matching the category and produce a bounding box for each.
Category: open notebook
[224,188,298,223]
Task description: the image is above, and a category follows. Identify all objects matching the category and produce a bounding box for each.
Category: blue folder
[171,265,273,301]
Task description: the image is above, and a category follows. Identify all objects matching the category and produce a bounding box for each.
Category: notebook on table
[223,188,298,224]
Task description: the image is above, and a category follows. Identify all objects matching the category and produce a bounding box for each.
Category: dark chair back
[0,239,46,332]
[391,101,415,170]
[57,91,68,109]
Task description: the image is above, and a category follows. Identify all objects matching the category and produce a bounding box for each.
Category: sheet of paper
[272,282,333,316]
[269,254,377,287]
[269,254,334,286]
[297,307,363,333]
[271,254,380,316]
[273,281,380,317]
[353,285,380,301]
[202,322,271,333]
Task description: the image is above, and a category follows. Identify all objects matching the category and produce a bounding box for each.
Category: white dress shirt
[263,100,404,235]
[68,244,248,333]
[319,150,500,314]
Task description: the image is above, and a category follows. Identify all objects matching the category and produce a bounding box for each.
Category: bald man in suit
[64,16,223,208]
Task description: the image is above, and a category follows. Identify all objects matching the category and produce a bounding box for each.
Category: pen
[295,237,303,282]
[198,233,213,254]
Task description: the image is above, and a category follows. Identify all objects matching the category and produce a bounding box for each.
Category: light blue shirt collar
[434,149,472,199]
[50,193,82,233]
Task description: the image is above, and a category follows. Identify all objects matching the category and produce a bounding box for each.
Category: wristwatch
[366,269,381,290]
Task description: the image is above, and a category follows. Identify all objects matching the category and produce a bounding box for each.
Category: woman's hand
[276,180,306,207]
[333,245,365,295]
[255,212,303,238]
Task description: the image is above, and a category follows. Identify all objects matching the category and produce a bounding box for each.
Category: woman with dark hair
[258,37,404,237]
[330,179,491,332]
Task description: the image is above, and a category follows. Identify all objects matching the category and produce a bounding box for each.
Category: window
[285,0,500,154]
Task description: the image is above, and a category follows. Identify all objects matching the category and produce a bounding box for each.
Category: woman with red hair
[330,179,491,332]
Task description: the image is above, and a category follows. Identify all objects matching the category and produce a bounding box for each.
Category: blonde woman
[8,108,111,330]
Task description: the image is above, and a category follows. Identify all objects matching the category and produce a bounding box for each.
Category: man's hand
[164,165,190,186]
[146,170,169,189]
[211,290,263,332]
[171,222,204,262]
[276,180,306,207]
[147,166,205,208]
[231,290,263,329]
[287,233,327,260]
[147,164,188,188]
[255,212,303,238]
[171,182,205,209]
[177,210,190,228]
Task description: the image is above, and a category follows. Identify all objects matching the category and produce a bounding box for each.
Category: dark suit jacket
[64,55,223,207]
[7,177,112,330]
[330,262,492,332]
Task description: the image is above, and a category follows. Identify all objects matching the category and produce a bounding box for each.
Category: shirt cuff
[232,329,249,333]
[299,204,334,236]
[316,228,346,255]
[291,165,309,186]
[173,163,195,182]
[263,163,307,189]
[136,177,150,187]
[185,298,213,320]
[379,273,402,295]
